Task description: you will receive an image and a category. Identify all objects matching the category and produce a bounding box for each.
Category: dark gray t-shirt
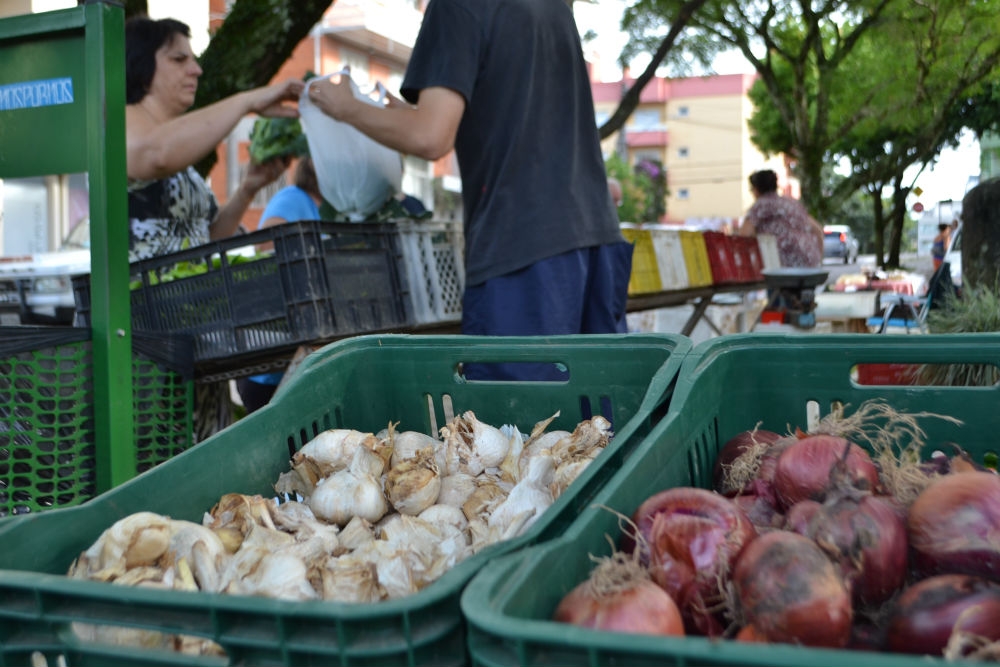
[401,0,625,286]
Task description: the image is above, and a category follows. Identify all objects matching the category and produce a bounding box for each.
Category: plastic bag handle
[303,68,388,106]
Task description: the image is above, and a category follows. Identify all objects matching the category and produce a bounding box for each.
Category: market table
[192,281,767,383]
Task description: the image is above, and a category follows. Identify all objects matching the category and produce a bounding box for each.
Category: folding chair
[866,262,955,334]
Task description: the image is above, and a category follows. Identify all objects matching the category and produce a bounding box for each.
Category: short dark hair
[125,17,192,104]
[749,169,779,195]
[294,156,320,198]
[938,223,950,232]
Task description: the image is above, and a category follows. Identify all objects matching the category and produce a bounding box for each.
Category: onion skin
[773,435,880,509]
[789,494,908,607]
[554,577,685,636]
[908,471,1000,581]
[731,494,783,531]
[734,530,852,647]
[712,429,783,494]
[784,500,822,535]
[885,574,1000,655]
[646,488,757,636]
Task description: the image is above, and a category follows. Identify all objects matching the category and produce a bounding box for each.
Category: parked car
[823,225,859,264]
[0,220,90,326]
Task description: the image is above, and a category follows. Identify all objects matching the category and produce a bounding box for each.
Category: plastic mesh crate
[646,226,690,291]
[0,327,193,517]
[620,224,662,294]
[0,332,690,667]
[74,221,412,363]
[463,333,1000,667]
[394,220,465,324]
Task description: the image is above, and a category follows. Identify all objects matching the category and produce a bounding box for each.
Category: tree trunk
[870,187,887,267]
[961,177,1000,290]
[192,0,335,175]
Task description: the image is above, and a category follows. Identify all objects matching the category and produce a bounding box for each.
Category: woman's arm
[127,79,304,181]
[210,157,289,240]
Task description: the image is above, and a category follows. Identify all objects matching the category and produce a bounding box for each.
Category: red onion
[787,492,908,607]
[733,530,852,647]
[643,488,757,636]
[908,471,1000,580]
[731,493,783,530]
[885,574,1000,656]
[783,499,822,534]
[712,429,783,494]
[554,553,685,636]
[772,434,880,509]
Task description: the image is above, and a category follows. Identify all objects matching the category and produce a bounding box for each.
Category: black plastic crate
[74,221,412,362]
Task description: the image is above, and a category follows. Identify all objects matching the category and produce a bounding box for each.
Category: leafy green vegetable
[248,117,308,164]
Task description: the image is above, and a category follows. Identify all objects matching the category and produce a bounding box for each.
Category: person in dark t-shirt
[307,0,632,379]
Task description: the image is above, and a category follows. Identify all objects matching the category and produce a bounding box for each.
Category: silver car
[823,225,859,264]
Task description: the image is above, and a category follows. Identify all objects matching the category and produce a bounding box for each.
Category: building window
[676,106,689,118]
[338,47,370,86]
[595,111,609,127]
[678,147,689,158]
[631,109,662,131]
[677,188,690,200]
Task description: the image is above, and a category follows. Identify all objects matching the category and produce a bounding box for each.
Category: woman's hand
[250,79,305,118]
[243,155,291,194]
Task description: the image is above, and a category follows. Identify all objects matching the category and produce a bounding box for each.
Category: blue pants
[461,241,633,380]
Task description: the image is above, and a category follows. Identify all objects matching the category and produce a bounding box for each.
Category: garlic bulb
[440,411,512,475]
[203,493,277,537]
[390,430,443,468]
[242,552,319,601]
[308,445,388,525]
[489,454,555,536]
[437,472,478,508]
[292,429,379,485]
[461,478,508,522]
[498,425,526,484]
[385,446,441,515]
[339,515,375,551]
[165,520,229,592]
[352,539,422,599]
[320,554,382,602]
[70,512,174,581]
[549,415,612,460]
[551,456,596,497]
[418,504,468,533]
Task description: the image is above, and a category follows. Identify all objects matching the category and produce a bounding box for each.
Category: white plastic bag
[299,70,402,221]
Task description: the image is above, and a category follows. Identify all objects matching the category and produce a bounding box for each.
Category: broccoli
[248,117,309,164]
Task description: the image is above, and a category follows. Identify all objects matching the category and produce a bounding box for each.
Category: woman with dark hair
[738,169,823,268]
[125,16,304,439]
[931,223,951,270]
[124,16,304,261]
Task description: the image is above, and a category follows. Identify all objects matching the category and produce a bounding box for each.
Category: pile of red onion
[553,414,1000,659]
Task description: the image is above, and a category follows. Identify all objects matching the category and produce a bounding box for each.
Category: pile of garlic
[67,411,612,610]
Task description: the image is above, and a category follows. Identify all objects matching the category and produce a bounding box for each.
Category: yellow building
[592,72,791,227]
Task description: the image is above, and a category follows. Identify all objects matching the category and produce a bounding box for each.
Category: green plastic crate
[0,332,689,667]
[463,333,1000,667]
[0,327,193,517]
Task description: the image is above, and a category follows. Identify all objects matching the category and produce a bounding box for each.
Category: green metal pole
[84,0,134,492]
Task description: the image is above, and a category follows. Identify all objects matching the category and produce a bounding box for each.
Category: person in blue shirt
[235,156,322,413]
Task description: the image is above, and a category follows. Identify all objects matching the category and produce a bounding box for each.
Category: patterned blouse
[127,166,219,262]
[744,193,822,268]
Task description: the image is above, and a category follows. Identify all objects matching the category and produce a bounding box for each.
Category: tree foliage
[620,0,1000,268]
